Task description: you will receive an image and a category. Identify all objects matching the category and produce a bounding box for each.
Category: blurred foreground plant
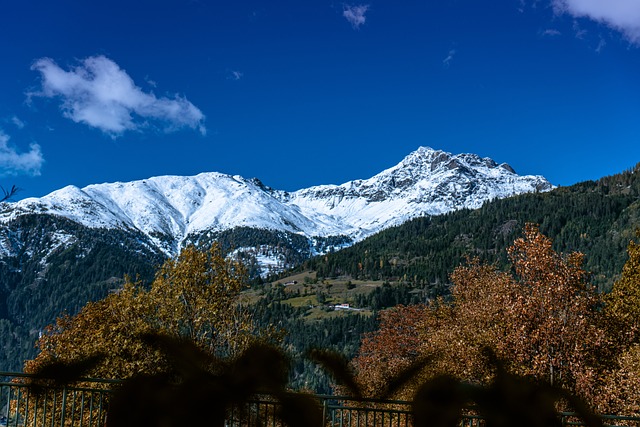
[21,338,603,427]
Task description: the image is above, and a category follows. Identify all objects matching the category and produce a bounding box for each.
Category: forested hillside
[252,290,377,392]
[1,164,639,385]
[0,215,165,371]
[305,164,640,292]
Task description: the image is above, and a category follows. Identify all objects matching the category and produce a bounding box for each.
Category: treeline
[304,165,640,292]
[187,226,353,279]
[352,282,429,308]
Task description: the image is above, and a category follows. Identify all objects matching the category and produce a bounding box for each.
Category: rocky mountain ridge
[0,146,552,269]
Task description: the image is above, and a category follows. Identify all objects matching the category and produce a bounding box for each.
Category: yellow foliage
[597,344,640,416]
[596,232,640,414]
[24,243,261,379]
[605,236,640,345]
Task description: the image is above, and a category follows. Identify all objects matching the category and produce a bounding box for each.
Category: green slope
[303,164,640,293]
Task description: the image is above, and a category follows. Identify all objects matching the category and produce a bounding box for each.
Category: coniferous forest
[305,166,640,292]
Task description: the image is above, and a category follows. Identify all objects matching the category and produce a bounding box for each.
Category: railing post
[60,385,67,427]
[4,383,9,425]
[322,397,328,426]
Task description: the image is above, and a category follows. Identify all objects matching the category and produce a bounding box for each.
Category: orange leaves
[508,224,589,292]
[353,224,606,406]
[353,304,429,398]
[502,224,602,391]
[25,243,259,380]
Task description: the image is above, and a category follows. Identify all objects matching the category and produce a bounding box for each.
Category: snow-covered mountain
[286,147,551,236]
[0,146,552,274]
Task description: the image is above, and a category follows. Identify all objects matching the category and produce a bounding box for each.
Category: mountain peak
[289,146,552,236]
[400,146,446,165]
[394,146,493,172]
[1,146,553,262]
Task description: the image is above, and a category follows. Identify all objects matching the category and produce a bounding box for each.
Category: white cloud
[552,0,640,44]
[343,4,369,29]
[30,56,206,136]
[229,70,243,81]
[442,49,456,68]
[542,28,562,37]
[0,130,43,177]
[11,116,25,129]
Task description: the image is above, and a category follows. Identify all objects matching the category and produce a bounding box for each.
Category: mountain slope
[0,148,637,386]
[0,213,166,371]
[1,146,552,264]
[305,164,640,293]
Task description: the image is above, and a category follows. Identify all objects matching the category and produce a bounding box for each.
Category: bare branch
[0,185,20,202]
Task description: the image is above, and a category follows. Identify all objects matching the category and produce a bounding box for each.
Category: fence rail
[0,372,639,427]
[0,372,117,427]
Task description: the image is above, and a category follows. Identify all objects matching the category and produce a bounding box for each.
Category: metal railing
[561,413,640,427]
[0,372,117,427]
[1,372,639,427]
[318,395,413,427]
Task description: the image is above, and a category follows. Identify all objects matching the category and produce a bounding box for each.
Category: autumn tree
[353,304,428,398]
[604,233,640,347]
[501,223,605,394]
[144,244,255,358]
[352,224,606,404]
[352,264,513,400]
[24,243,262,379]
[596,234,640,415]
[353,263,525,400]
[596,344,640,416]
[428,259,518,382]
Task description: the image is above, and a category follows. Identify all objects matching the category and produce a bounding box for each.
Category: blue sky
[2,0,640,200]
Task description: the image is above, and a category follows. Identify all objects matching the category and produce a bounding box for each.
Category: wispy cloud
[11,116,25,129]
[228,70,243,81]
[541,28,562,37]
[248,9,265,23]
[442,49,456,68]
[520,0,543,12]
[572,20,588,39]
[552,0,640,44]
[0,130,43,177]
[343,4,369,29]
[29,56,206,137]
[144,76,157,88]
